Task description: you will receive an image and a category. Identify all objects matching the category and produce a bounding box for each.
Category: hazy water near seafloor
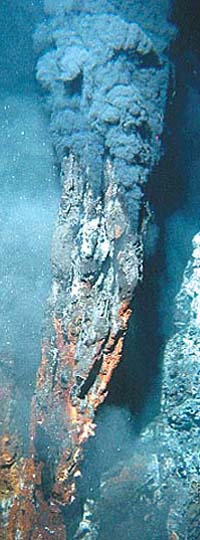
[0,89,60,430]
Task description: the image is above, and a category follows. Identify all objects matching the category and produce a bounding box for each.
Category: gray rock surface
[157,231,200,538]
[86,232,200,540]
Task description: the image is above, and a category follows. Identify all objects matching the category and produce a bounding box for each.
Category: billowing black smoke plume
[34,0,174,228]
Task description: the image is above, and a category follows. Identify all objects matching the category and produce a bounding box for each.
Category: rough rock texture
[0,2,175,539]
[156,231,200,539]
[85,232,200,540]
[0,358,23,540]
[31,153,138,508]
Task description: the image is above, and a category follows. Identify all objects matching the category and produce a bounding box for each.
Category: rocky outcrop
[0,359,23,540]
[157,231,200,539]
[31,154,139,508]
[87,231,200,540]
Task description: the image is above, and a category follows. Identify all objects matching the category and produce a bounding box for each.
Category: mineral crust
[86,232,200,540]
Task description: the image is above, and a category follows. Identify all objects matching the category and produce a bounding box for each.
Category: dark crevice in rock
[104,252,163,428]
[78,357,104,399]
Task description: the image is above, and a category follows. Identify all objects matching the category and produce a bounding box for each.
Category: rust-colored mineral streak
[0,155,142,539]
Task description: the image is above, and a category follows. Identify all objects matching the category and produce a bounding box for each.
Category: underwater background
[0,1,200,538]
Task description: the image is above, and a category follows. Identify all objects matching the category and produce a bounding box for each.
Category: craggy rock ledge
[32,152,140,505]
[90,232,200,540]
[0,3,175,539]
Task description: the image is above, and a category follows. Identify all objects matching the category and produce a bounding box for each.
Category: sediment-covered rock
[88,232,200,540]
[157,231,200,539]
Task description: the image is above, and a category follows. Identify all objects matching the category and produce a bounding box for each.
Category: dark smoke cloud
[34,0,174,228]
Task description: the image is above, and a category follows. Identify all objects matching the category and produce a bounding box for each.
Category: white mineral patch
[71,274,81,298]
[192,233,200,265]
[51,280,59,304]
[81,218,99,258]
